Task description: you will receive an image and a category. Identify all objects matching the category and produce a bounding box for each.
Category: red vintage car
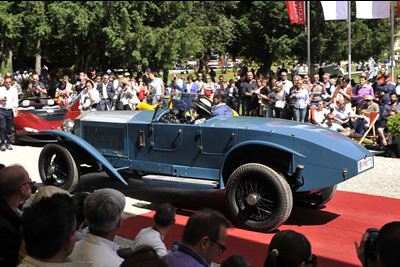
[13,96,81,143]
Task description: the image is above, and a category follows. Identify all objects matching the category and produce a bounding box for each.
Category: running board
[142,175,219,189]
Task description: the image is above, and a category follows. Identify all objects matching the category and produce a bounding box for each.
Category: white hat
[192,96,212,115]
[107,69,112,74]
[124,72,130,76]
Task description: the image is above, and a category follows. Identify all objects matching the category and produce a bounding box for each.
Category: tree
[19,1,51,75]
[191,1,238,73]
[0,1,23,74]
[230,1,306,72]
[4,0,400,78]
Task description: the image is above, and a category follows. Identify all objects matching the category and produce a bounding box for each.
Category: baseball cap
[383,73,390,78]
[365,95,373,100]
[124,72,130,77]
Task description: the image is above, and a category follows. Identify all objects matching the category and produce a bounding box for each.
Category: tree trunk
[197,53,209,74]
[1,49,13,74]
[35,39,41,75]
[162,69,169,85]
[1,37,13,74]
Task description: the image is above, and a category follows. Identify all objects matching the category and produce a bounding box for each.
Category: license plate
[358,156,374,172]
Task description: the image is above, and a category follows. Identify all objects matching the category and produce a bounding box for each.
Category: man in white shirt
[0,77,18,151]
[278,72,293,95]
[69,188,125,267]
[322,113,350,136]
[195,72,205,95]
[131,203,176,257]
[333,100,354,128]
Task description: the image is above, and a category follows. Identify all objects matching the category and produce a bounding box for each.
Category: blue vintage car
[38,94,374,232]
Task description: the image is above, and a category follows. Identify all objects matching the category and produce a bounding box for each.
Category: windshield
[153,93,198,121]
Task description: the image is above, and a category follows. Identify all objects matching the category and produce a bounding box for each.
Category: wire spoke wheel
[39,144,79,192]
[226,163,293,232]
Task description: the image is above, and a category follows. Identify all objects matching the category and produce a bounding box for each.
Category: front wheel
[38,144,79,192]
[226,163,293,232]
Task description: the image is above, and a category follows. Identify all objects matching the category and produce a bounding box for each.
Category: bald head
[0,165,29,197]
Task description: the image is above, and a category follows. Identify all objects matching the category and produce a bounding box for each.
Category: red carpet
[119,190,400,267]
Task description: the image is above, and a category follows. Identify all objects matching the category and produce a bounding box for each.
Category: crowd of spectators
[2,62,400,151]
[0,164,399,267]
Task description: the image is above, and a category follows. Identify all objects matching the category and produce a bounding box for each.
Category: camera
[364,228,379,266]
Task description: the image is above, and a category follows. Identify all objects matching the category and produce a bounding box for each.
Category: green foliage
[0,62,13,75]
[387,113,400,136]
[19,78,30,95]
[0,0,398,77]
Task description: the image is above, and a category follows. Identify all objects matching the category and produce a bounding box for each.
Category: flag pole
[307,1,310,75]
[391,0,395,77]
[348,0,351,80]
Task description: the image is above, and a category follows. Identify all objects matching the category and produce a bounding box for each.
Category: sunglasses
[19,181,38,194]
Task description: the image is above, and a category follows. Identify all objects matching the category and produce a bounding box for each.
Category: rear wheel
[226,163,293,232]
[38,144,79,192]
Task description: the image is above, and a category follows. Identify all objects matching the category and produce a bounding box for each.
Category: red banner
[286,1,306,24]
[398,1,400,18]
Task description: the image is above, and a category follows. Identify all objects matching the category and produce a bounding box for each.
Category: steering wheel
[185,106,196,123]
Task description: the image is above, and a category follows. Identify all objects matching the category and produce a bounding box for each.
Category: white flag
[321,1,348,20]
[356,1,390,19]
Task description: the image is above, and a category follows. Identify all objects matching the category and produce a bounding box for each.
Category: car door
[199,122,237,155]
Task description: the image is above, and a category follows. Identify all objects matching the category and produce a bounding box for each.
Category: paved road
[2,143,399,249]
[0,143,215,217]
[2,143,399,210]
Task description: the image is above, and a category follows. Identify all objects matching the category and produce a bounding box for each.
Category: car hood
[204,116,371,160]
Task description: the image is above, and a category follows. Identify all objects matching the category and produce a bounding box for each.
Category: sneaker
[0,144,5,151]
[6,144,13,150]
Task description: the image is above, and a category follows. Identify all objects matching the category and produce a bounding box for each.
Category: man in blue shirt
[168,73,183,94]
[211,89,234,117]
[376,73,396,116]
[163,209,232,267]
[148,72,165,105]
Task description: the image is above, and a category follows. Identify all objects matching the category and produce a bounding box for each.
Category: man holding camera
[28,74,47,98]
[309,74,326,107]
[356,222,400,267]
[168,73,184,94]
